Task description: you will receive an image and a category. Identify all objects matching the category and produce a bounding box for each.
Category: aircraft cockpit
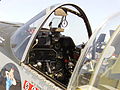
[28,8,83,85]
[10,3,92,87]
[1,3,119,90]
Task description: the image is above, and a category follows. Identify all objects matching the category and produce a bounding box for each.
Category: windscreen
[91,27,120,90]
[67,13,120,90]
[10,9,46,60]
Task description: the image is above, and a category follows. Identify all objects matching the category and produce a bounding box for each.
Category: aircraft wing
[0,21,23,41]
[0,21,23,32]
[0,21,23,27]
[0,21,23,63]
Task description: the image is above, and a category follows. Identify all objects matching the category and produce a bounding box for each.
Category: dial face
[61,20,68,28]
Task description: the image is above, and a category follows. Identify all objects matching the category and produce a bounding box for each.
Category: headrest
[54,8,67,16]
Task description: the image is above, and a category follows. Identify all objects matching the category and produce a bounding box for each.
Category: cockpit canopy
[10,3,92,61]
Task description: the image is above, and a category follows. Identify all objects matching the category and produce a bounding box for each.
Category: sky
[0,0,120,30]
